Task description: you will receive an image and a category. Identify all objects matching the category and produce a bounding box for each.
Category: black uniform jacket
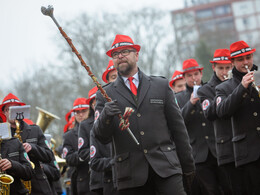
[2,138,34,195]
[17,122,53,195]
[197,73,234,166]
[78,116,103,192]
[42,153,61,195]
[176,83,217,164]
[215,65,260,167]
[93,70,195,190]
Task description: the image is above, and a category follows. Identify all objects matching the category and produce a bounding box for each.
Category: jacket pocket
[232,133,247,161]
[160,145,181,168]
[216,136,233,160]
[115,152,131,182]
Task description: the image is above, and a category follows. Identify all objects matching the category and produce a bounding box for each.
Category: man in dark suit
[215,40,260,194]
[175,59,223,194]
[92,34,195,195]
[197,49,246,194]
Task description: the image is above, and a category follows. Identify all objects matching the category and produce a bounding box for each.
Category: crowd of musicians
[0,34,259,195]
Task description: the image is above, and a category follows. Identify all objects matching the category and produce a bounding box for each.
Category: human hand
[23,143,32,153]
[242,72,254,89]
[0,159,12,171]
[190,93,200,105]
[104,100,121,117]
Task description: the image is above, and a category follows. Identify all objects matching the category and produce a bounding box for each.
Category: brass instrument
[50,138,66,169]
[245,65,260,97]
[14,120,34,194]
[36,107,60,132]
[0,139,14,195]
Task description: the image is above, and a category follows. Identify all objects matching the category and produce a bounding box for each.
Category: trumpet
[245,65,260,97]
[0,139,14,195]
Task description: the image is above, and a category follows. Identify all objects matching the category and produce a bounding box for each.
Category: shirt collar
[122,72,139,83]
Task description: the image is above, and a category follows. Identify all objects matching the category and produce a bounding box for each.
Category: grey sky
[0,0,184,89]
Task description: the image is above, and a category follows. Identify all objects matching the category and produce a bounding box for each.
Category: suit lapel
[114,77,137,107]
[137,72,150,109]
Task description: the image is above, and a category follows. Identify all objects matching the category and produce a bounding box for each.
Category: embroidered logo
[8,152,19,157]
[216,97,222,106]
[24,152,30,162]
[54,160,60,170]
[202,99,210,110]
[45,140,51,149]
[62,147,68,158]
[90,145,96,158]
[78,137,84,149]
[94,110,100,122]
[150,99,164,104]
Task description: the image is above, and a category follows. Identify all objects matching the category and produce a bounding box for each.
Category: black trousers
[241,158,260,195]
[195,152,229,195]
[118,166,186,195]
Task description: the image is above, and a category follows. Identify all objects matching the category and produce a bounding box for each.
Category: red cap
[64,116,75,133]
[65,110,73,123]
[182,59,203,74]
[0,113,6,122]
[106,34,141,57]
[72,98,89,112]
[86,86,98,105]
[210,49,231,64]
[102,60,117,83]
[0,93,26,111]
[23,118,34,125]
[169,70,184,86]
[229,40,256,59]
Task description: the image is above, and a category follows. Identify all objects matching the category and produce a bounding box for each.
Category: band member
[89,64,119,195]
[102,60,118,83]
[0,93,54,195]
[93,34,195,195]
[169,70,186,93]
[215,40,260,194]
[197,49,240,194]
[78,87,102,195]
[0,111,34,195]
[176,59,224,194]
[63,97,93,195]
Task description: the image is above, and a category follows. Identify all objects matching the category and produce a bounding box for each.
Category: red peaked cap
[102,60,117,83]
[106,34,141,57]
[0,93,26,111]
[210,49,231,64]
[169,70,184,86]
[64,116,75,133]
[23,118,34,125]
[86,86,98,105]
[65,110,73,123]
[0,113,6,122]
[229,40,256,59]
[72,98,89,112]
[182,59,203,74]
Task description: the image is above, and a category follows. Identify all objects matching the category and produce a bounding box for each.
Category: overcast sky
[0,0,184,90]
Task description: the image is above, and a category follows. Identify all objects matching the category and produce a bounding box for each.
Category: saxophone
[14,120,34,194]
[0,139,14,195]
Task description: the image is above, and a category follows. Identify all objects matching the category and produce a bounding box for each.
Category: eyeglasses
[111,49,136,59]
[74,109,88,115]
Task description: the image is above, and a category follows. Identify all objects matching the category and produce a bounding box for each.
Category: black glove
[103,100,121,117]
[183,171,195,195]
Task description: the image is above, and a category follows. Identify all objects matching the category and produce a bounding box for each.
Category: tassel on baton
[41,5,139,145]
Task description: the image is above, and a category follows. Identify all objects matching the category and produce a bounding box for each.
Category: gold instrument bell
[50,138,66,167]
[35,107,60,132]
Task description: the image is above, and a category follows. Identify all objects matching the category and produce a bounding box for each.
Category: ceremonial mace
[41,5,139,145]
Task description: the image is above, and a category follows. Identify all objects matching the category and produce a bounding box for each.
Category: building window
[198,20,216,34]
[196,8,213,19]
[216,17,234,30]
[215,5,231,16]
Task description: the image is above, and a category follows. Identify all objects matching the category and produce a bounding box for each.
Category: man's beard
[117,62,133,77]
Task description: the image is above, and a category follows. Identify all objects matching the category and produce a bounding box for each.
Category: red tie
[128,77,137,96]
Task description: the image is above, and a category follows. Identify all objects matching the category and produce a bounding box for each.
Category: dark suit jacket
[176,83,216,164]
[197,73,234,166]
[93,70,195,190]
[215,65,260,167]
[2,138,34,195]
[19,122,53,195]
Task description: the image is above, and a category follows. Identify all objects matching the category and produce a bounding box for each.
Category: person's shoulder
[149,75,169,85]
[176,89,186,98]
[215,79,232,91]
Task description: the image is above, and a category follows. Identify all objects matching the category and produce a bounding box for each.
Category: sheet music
[9,105,31,120]
[0,123,12,139]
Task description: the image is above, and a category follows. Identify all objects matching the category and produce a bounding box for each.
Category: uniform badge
[54,160,60,170]
[90,145,96,158]
[78,137,84,149]
[216,97,222,106]
[202,99,210,110]
[24,152,30,162]
[94,110,100,122]
[45,140,51,149]
[62,147,68,158]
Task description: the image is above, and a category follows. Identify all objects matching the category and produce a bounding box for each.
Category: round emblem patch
[78,137,84,149]
[216,97,222,106]
[94,110,100,121]
[54,160,60,170]
[62,147,68,158]
[45,140,51,149]
[24,152,30,162]
[90,145,96,158]
[202,99,210,111]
